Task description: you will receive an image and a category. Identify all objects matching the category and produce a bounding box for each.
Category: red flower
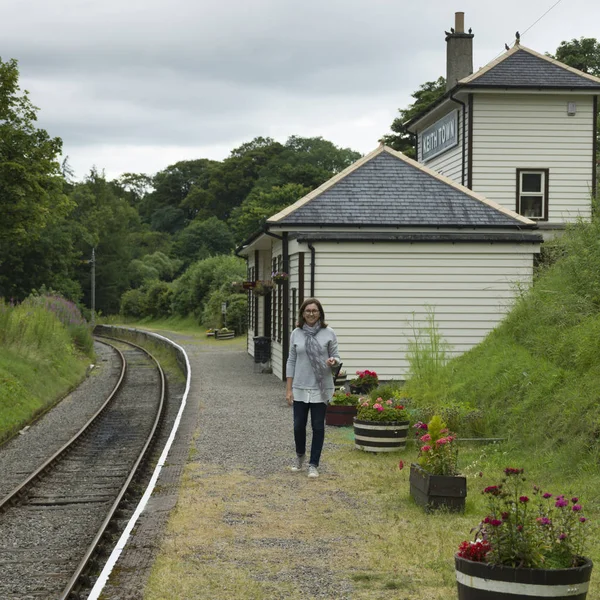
[398,460,404,471]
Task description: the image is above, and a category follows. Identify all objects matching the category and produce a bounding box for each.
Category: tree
[383,77,446,157]
[230,183,311,242]
[172,217,235,267]
[553,37,600,77]
[0,57,74,299]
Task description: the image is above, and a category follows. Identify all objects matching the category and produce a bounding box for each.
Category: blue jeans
[293,401,327,467]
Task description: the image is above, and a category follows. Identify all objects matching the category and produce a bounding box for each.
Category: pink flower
[490,519,502,527]
[373,403,384,412]
[572,504,582,512]
[580,517,587,523]
[420,433,431,442]
[543,493,552,499]
[421,445,431,452]
[572,497,579,503]
[537,517,551,526]
[386,399,393,405]
[436,437,450,446]
[555,497,568,508]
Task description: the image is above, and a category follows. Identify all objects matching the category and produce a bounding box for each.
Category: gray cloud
[3,0,599,179]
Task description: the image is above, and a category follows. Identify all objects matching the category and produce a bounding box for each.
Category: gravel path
[101,333,354,600]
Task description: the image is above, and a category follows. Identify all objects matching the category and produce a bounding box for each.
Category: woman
[286,297,340,478]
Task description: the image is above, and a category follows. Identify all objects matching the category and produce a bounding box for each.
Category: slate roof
[268,146,535,229]
[461,46,600,89]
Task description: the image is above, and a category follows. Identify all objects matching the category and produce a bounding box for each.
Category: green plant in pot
[409,416,466,512]
[326,388,361,426]
[349,369,379,394]
[353,396,410,452]
[329,389,360,407]
[455,467,593,599]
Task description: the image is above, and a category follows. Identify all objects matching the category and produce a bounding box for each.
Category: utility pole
[91,247,96,327]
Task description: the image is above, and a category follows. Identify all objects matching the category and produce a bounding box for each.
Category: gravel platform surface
[101,332,353,600]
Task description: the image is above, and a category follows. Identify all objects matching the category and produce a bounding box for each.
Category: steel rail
[59,336,166,600]
[0,340,127,513]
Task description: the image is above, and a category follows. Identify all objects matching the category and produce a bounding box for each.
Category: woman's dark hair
[297,297,328,328]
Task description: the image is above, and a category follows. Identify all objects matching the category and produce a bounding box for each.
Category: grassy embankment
[0,295,94,444]
[143,214,600,600]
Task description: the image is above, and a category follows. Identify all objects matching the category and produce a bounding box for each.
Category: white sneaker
[291,455,305,472]
[307,465,319,478]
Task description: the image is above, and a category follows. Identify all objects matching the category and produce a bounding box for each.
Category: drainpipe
[450,92,467,187]
[307,243,316,297]
[282,232,289,381]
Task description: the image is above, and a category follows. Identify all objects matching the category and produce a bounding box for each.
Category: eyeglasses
[303,310,319,315]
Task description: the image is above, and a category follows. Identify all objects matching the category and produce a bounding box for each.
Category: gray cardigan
[286,326,340,393]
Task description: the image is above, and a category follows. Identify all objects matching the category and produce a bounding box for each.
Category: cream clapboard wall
[471,93,594,222]
[418,107,469,184]
[299,241,537,381]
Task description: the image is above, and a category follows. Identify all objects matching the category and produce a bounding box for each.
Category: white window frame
[516,169,548,221]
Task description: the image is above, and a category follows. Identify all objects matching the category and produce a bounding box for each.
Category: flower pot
[409,463,466,513]
[455,555,593,600]
[353,419,410,452]
[349,384,374,395]
[326,404,357,426]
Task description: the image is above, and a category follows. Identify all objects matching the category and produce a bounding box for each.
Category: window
[516,169,548,220]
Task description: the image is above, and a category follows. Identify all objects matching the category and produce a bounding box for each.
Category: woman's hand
[286,389,294,406]
[326,357,337,367]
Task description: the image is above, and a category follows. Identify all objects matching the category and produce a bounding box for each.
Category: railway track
[0,336,166,599]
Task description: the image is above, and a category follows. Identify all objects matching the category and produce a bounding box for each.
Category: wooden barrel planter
[353,419,409,452]
[326,405,357,426]
[455,555,593,600]
[409,463,467,512]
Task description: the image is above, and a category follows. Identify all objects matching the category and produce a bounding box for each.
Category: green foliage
[201,285,247,332]
[230,183,310,242]
[0,57,74,300]
[416,415,458,476]
[404,307,452,407]
[170,254,246,320]
[120,288,149,318]
[553,37,600,76]
[330,390,360,406]
[383,77,446,156]
[173,217,235,267]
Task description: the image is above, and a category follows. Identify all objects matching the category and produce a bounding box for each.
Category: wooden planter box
[409,463,466,512]
[353,419,410,452]
[326,404,357,426]
[455,555,593,600]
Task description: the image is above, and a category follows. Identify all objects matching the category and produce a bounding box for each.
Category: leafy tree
[553,37,600,77]
[69,169,144,314]
[170,254,246,318]
[172,217,235,267]
[383,77,446,157]
[230,183,311,242]
[0,57,74,299]
[253,136,360,191]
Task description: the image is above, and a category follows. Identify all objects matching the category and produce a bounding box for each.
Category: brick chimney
[445,12,474,91]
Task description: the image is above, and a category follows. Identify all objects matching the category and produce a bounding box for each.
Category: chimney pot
[455,12,464,33]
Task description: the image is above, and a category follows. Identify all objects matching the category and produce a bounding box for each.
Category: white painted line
[455,570,589,597]
[88,328,192,600]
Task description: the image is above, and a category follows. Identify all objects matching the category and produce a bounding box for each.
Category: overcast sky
[2,0,599,181]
